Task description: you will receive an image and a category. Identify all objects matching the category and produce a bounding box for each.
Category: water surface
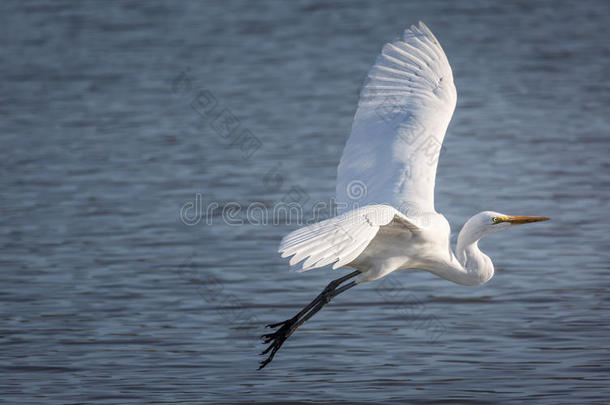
[1,0,609,403]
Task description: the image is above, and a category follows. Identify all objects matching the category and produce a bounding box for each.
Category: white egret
[259,22,548,369]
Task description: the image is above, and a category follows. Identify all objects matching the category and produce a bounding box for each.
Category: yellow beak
[503,215,550,225]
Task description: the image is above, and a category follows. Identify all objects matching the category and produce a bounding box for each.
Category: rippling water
[2,0,609,403]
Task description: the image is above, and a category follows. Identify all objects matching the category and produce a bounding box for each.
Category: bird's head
[459,211,550,245]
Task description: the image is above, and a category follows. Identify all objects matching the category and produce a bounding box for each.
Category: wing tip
[293,265,307,273]
[404,20,440,45]
[279,248,320,273]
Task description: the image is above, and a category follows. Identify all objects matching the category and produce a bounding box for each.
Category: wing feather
[336,22,457,216]
[278,205,418,272]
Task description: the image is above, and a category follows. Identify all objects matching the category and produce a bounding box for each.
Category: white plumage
[336,21,456,213]
[261,22,548,369]
[277,22,547,285]
[279,204,417,271]
[278,22,458,282]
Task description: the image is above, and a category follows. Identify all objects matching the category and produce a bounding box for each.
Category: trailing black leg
[258,271,359,370]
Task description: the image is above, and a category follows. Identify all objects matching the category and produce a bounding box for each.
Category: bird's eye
[492,217,502,224]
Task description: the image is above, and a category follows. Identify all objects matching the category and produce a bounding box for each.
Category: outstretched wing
[278,205,419,272]
[336,22,456,216]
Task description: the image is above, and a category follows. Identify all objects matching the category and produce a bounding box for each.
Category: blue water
[1,0,609,403]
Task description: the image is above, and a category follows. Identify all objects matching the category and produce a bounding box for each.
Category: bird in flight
[259,22,548,369]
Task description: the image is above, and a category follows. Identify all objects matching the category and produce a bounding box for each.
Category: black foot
[259,318,295,369]
[257,271,360,370]
[265,318,293,329]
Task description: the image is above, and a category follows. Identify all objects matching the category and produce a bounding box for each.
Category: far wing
[278,205,419,272]
[336,22,457,216]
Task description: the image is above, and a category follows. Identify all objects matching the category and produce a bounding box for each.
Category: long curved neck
[433,218,495,286]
